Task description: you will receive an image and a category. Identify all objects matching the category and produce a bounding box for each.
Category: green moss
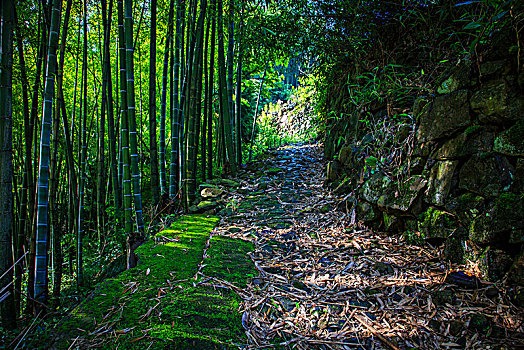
[418,207,456,239]
[464,125,482,135]
[37,215,255,349]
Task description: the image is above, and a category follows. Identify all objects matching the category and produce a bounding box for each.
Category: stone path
[213,142,524,349]
[35,143,523,350]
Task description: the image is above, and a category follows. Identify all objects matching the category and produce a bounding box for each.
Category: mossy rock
[36,215,254,349]
[469,193,524,244]
[418,207,457,240]
[494,119,524,156]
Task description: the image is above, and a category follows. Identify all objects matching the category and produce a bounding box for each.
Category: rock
[459,154,514,198]
[507,252,524,285]
[478,248,513,282]
[412,141,437,157]
[189,200,220,213]
[326,160,340,181]
[356,200,379,223]
[479,59,510,78]
[437,60,472,94]
[418,207,457,240]
[433,128,494,160]
[511,158,524,193]
[201,187,225,199]
[444,232,466,263]
[425,160,458,206]
[470,80,523,123]
[469,193,524,244]
[417,90,470,142]
[493,120,524,156]
[338,146,357,168]
[376,175,427,213]
[445,192,486,228]
[360,173,391,204]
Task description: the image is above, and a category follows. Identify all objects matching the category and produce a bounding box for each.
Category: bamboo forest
[1,0,523,348]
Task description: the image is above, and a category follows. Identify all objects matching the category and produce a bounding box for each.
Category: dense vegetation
[0,0,522,344]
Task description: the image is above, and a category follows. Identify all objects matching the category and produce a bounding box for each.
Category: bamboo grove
[0,0,298,327]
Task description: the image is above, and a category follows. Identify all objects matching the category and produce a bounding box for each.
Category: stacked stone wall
[326,58,523,283]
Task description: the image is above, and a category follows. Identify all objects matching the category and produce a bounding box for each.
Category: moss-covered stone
[425,160,458,206]
[417,90,470,143]
[376,175,427,214]
[418,207,457,239]
[38,215,254,350]
[433,129,493,160]
[360,173,391,204]
[470,80,523,123]
[493,120,524,156]
[469,193,524,244]
[459,154,514,198]
[445,192,485,228]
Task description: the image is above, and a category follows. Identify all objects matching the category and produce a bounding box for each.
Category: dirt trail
[215,142,524,349]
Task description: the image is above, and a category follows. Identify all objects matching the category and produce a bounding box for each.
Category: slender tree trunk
[97,0,110,251]
[104,0,120,212]
[25,4,47,316]
[170,0,184,198]
[50,0,72,304]
[186,0,207,205]
[201,13,211,182]
[149,0,160,205]
[124,0,144,235]
[77,0,88,287]
[217,0,236,174]
[248,60,269,162]
[159,0,175,195]
[227,0,235,160]
[0,0,17,329]
[13,4,33,317]
[207,3,216,180]
[235,57,242,164]
[34,0,61,310]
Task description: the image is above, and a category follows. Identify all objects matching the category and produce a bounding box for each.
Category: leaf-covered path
[216,143,523,349]
[37,143,523,350]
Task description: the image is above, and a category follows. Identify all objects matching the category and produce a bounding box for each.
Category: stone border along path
[215,142,523,349]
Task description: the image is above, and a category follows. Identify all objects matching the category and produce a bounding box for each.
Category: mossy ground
[32,215,255,349]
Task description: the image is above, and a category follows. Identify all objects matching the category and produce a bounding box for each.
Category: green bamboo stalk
[207,1,216,180]
[77,0,88,287]
[217,0,236,174]
[124,0,144,234]
[159,0,175,195]
[170,0,184,198]
[186,0,207,205]
[149,0,160,205]
[34,0,61,308]
[117,0,136,267]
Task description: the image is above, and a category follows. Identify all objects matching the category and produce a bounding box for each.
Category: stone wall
[326,58,523,284]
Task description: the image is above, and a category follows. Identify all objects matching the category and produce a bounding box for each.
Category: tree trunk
[34,0,61,311]
[149,0,160,205]
[0,0,17,329]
